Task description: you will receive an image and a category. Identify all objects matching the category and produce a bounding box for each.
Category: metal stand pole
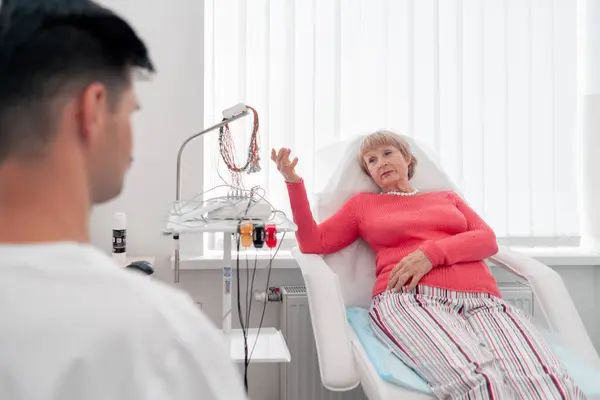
[222,232,233,334]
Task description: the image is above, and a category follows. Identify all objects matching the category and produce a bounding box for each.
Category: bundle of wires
[214,105,286,393]
[218,105,261,188]
[235,193,286,393]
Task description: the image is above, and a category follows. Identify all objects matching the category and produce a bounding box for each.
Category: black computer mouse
[125,260,154,276]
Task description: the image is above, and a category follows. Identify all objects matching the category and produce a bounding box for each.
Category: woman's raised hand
[271,148,300,183]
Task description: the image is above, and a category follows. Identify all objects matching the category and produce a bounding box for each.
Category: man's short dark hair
[0,0,155,162]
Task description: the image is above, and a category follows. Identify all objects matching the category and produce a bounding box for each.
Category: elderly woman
[271,131,585,400]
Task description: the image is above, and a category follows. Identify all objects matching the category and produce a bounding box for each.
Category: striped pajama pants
[369,285,586,400]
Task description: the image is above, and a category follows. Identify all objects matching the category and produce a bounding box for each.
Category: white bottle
[112,212,127,266]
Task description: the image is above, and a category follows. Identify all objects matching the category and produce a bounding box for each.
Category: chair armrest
[490,246,600,368]
[291,247,360,391]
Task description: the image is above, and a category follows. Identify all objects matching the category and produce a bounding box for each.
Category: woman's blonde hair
[359,130,418,180]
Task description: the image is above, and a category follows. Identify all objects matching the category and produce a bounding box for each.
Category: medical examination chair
[292,134,600,399]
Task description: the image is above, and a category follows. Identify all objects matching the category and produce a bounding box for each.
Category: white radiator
[279,283,534,400]
[497,281,535,318]
[279,286,367,400]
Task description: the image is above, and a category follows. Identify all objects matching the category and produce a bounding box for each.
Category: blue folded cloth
[346,307,600,397]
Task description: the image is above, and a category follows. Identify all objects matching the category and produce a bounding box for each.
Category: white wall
[89,2,600,400]
[91,0,206,279]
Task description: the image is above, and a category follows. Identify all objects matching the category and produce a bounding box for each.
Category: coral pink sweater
[286,179,501,298]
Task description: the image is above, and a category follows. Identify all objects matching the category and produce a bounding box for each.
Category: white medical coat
[0,242,247,400]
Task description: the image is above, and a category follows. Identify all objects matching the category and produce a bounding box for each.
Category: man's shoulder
[1,243,214,340]
[0,244,246,400]
[54,247,225,356]
[83,262,210,336]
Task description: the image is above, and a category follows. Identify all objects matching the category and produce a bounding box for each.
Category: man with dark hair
[0,1,247,399]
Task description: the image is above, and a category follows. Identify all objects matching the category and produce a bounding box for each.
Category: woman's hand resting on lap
[271,148,301,183]
[388,250,433,292]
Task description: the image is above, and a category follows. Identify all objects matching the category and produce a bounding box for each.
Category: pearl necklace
[383,189,419,197]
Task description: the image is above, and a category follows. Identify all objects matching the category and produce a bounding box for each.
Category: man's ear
[78,82,109,145]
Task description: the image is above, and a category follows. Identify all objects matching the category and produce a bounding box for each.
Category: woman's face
[362,145,411,190]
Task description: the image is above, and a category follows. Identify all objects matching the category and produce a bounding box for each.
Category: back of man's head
[0,0,154,203]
